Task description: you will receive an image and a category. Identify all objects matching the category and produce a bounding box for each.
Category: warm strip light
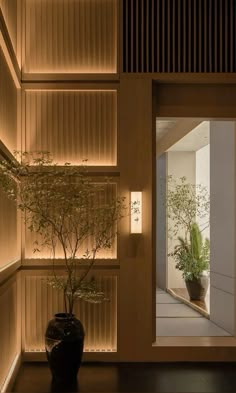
[0,33,20,89]
[0,258,19,272]
[25,348,117,353]
[130,192,142,234]
[24,89,117,92]
[23,69,116,74]
[1,353,21,393]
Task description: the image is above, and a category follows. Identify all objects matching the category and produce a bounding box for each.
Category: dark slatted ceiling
[123,0,236,73]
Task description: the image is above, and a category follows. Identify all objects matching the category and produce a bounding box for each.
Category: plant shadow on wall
[166,176,210,301]
[0,152,136,386]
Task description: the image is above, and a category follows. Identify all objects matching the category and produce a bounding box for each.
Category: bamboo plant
[169,222,210,281]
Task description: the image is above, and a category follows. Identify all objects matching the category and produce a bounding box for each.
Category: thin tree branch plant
[166,176,210,282]
[0,151,138,315]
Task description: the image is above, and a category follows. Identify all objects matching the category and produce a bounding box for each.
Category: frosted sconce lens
[131,192,142,234]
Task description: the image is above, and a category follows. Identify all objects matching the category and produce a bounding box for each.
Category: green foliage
[167,176,210,240]
[0,151,127,314]
[169,223,210,281]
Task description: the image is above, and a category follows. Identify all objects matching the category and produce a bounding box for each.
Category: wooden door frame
[152,81,236,358]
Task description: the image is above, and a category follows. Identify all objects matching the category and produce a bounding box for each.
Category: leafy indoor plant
[167,176,210,300]
[170,223,210,300]
[167,175,210,240]
[0,151,128,381]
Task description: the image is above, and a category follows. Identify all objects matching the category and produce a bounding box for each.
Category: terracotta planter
[45,313,85,382]
[185,275,209,301]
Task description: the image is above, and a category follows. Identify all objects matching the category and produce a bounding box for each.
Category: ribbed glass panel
[23,274,117,352]
[24,183,117,259]
[23,0,117,73]
[0,277,18,391]
[24,90,117,165]
[123,0,236,72]
[0,47,18,153]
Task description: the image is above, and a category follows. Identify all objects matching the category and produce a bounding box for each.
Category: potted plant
[170,222,210,300]
[0,152,128,382]
[166,176,210,300]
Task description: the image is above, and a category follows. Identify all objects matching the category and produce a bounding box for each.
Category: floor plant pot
[45,313,85,382]
[185,275,209,301]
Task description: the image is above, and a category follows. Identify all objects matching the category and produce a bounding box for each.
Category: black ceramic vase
[45,313,85,382]
[185,274,209,301]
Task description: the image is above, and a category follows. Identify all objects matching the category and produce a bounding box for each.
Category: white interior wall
[210,121,235,334]
[195,141,210,308]
[156,153,167,290]
[196,143,210,239]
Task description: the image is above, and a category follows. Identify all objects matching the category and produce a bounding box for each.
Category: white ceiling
[167,121,209,152]
[156,119,179,140]
[156,119,210,152]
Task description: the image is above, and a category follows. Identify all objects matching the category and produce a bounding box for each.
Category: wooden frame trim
[21,259,120,269]
[152,83,236,359]
[0,9,21,88]
[154,337,236,347]
[121,72,236,84]
[0,140,18,162]
[117,0,121,76]
[152,83,157,343]
[22,73,119,83]
[0,260,21,287]
[21,82,120,90]
[0,353,22,393]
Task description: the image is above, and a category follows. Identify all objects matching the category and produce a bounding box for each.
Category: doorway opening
[156,118,234,338]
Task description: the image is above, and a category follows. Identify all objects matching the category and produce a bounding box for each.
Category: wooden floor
[169,288,210,317]
[12,362,236,392]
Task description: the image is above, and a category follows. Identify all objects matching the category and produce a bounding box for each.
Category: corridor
[156,289,231,337]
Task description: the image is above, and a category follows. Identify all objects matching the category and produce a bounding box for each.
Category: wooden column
[118,77,154,360]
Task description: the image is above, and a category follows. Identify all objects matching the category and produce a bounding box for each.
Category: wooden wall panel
[23,273,117,352]
[0,47,18,271]
[0,189,18,268]
[24,183,117,259]
[154,84,236,118]
[0,276,19,391]
[23,0,117,73]
[0,47,18,153]
[123,0,236,72]
[0,0,18,57]
[24,90,117,165]
[118,78,154,360]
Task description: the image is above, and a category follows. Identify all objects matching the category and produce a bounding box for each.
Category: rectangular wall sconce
[130,191,142,234]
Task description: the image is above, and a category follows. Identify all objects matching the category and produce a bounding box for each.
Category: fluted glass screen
[24,90,117,166]
[23,273,117,352]
[24,183,117,259]
[23,0,118,73]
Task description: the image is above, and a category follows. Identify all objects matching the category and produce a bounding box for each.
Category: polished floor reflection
[12,362,236,392]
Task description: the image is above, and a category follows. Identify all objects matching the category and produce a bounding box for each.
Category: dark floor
[12,362,236,393]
